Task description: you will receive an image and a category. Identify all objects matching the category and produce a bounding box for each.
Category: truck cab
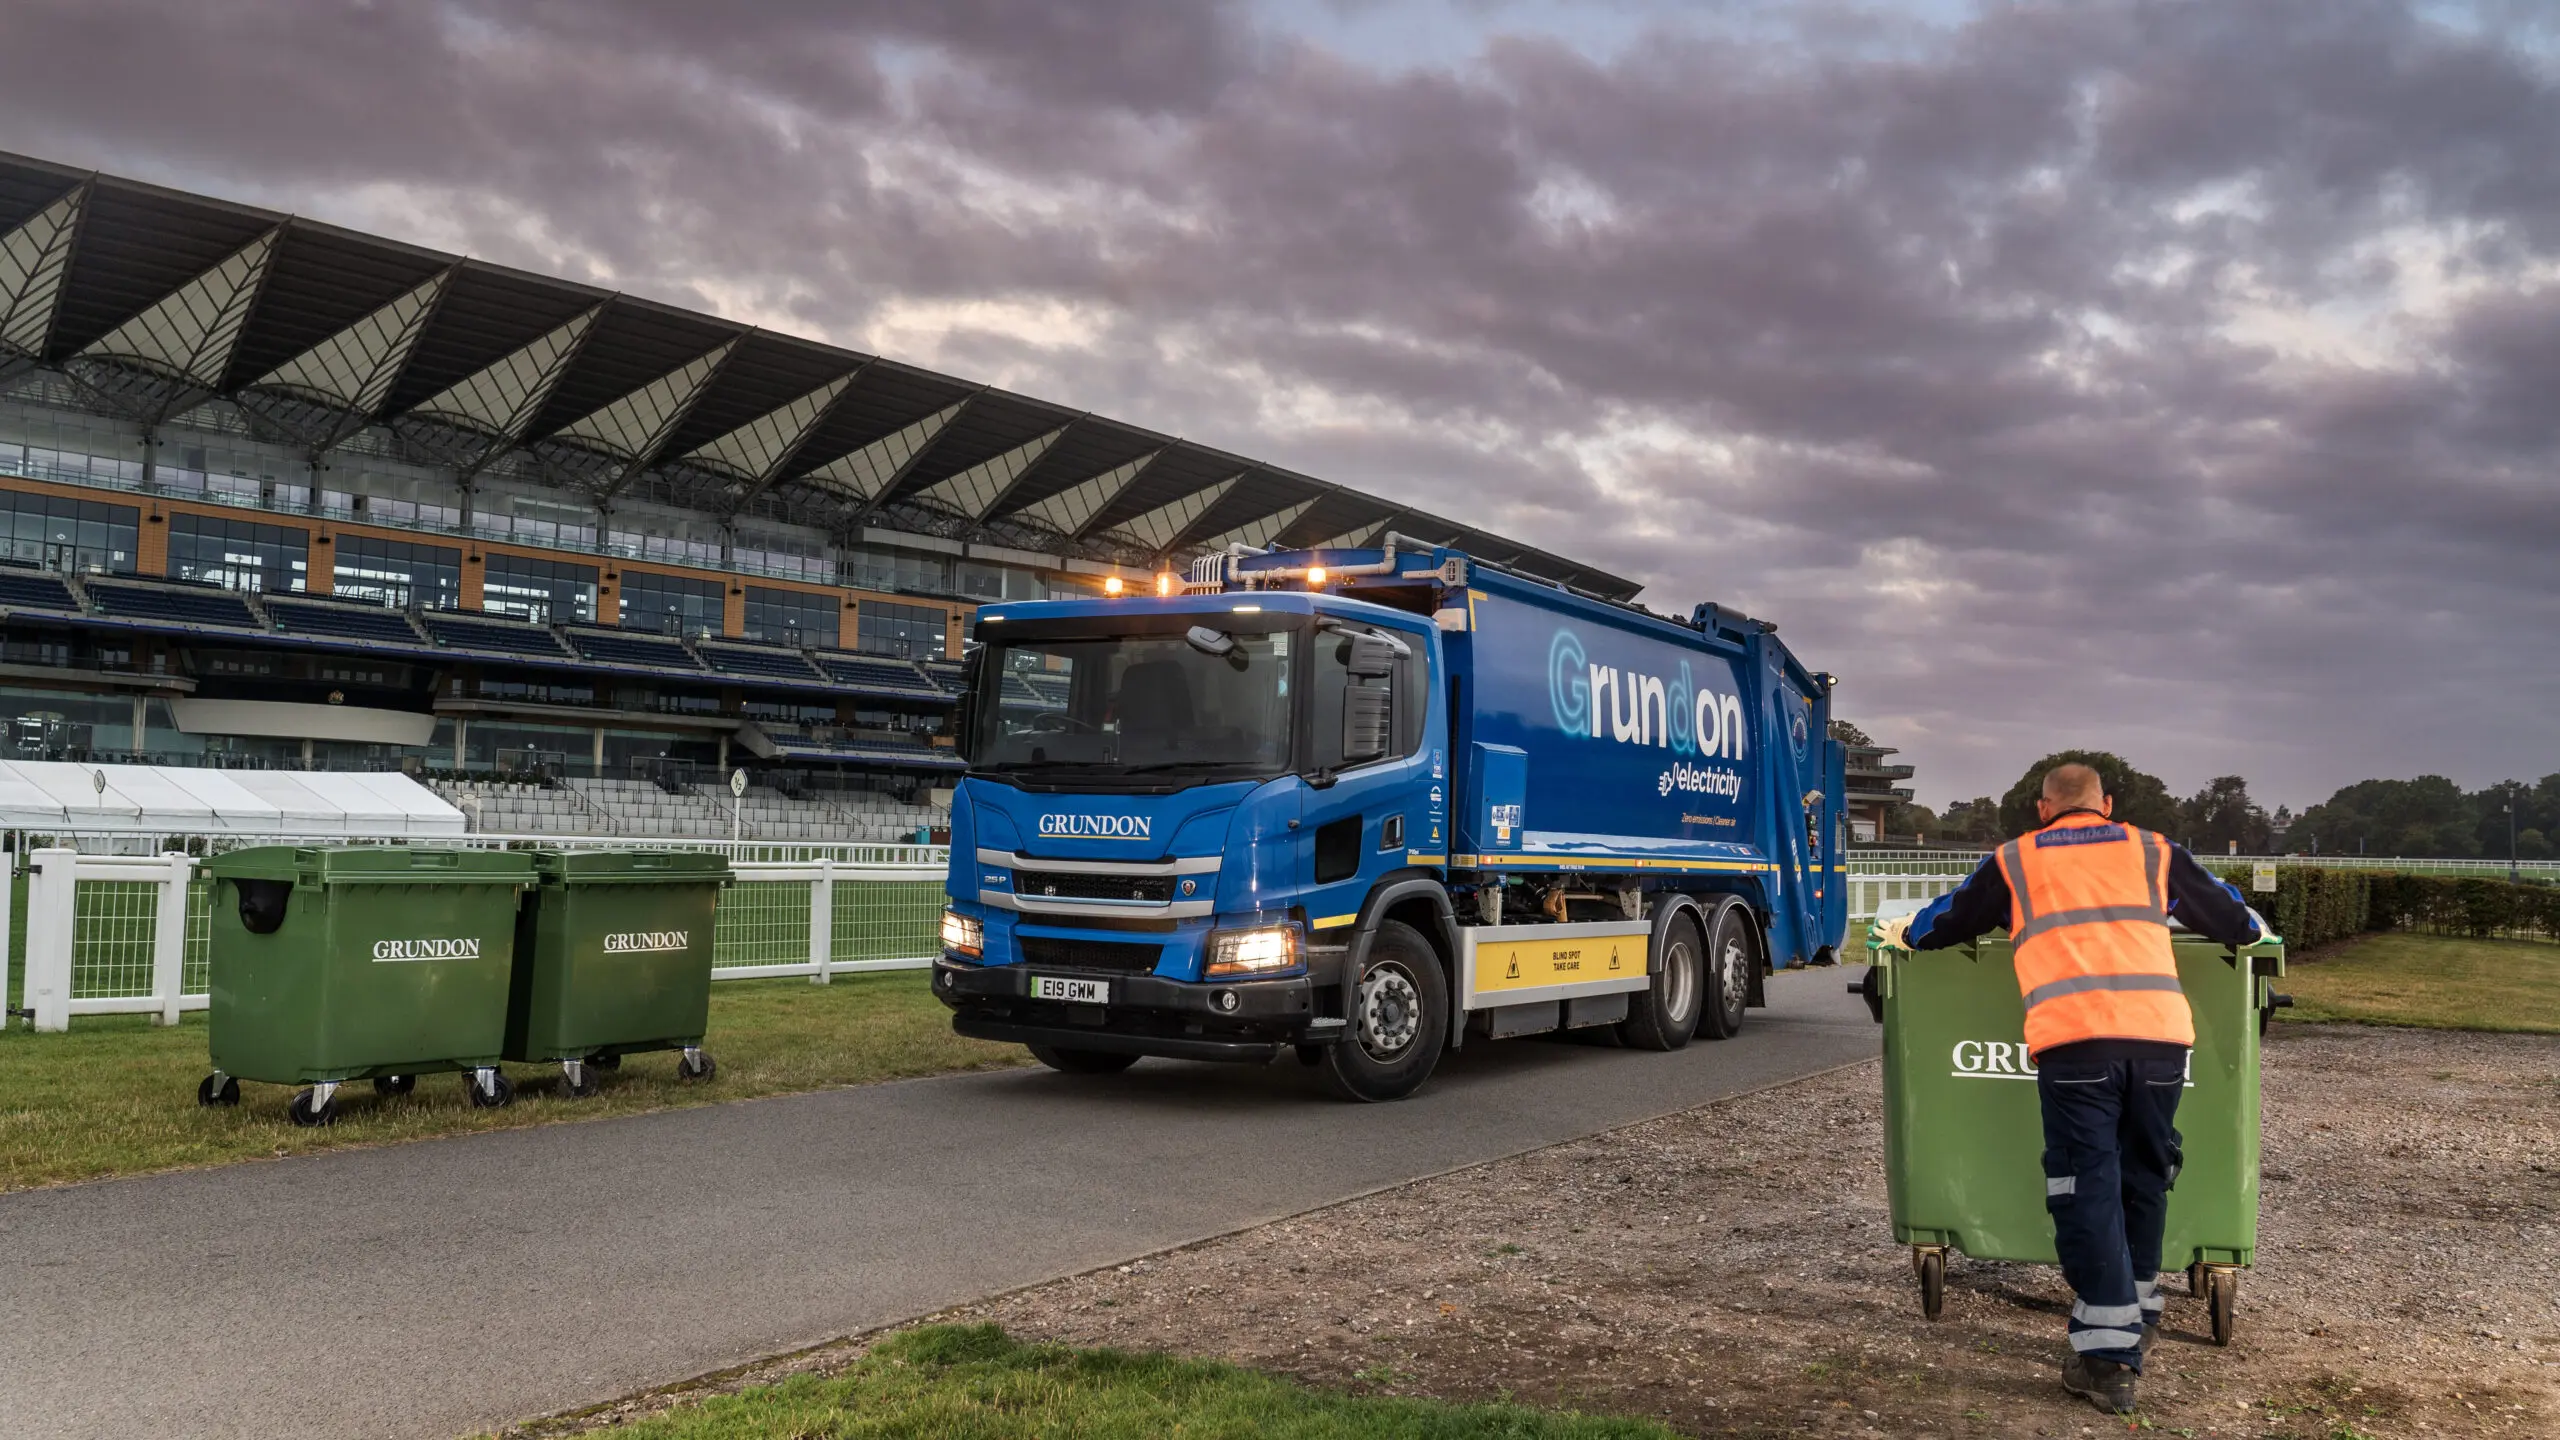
[936,586,1444,1099]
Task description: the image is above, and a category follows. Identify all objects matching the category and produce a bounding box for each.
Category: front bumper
[934,954,1341,1064]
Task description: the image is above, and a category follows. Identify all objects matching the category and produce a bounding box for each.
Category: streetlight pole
[2507,786,2519,885]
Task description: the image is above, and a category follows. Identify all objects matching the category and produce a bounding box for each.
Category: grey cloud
[0,0,2552,805]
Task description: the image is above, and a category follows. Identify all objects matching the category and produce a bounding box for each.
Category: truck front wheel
[1619,910,1703,1051]
[1321,920,1448,1103]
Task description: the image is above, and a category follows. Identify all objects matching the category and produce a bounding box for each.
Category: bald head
[2041,763,2106,810]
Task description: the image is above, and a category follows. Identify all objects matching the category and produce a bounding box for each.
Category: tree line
[1833,725,2559,860]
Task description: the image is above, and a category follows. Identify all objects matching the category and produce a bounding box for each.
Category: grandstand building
[0,153,1628,838]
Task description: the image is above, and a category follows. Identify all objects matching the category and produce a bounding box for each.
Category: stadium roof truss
[0,153,1636,598]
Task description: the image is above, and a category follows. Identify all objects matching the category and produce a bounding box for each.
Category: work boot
[2062,1353,2138,1414]
[2139,1322,2158,1357]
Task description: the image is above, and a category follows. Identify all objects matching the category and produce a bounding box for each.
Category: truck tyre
[1028,1045,1140,1076]
[1321,920,1447,1103]
[1618,910,1703,1051]
[1697,904,1753,1040]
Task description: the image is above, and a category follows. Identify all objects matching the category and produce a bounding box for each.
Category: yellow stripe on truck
[1311,913,1360,930]
[1472,932,1647,993]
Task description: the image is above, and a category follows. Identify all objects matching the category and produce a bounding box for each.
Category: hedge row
[2209,866,2559,945]
[2367,874,2560,942]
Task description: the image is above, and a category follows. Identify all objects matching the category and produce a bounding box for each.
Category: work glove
[1868,912,1914,954]
[2245,907,2280,948]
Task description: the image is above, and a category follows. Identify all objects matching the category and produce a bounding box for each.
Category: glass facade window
[0,489,139,573]
[843,547,951,595]
[481,552,599,625]
[733,528,832,583]
[0,686,138,759]
[743,586,840,648]
[167,513,308,593]
[463,719,596,778]
[602,727,713,779]
[618,570,726,635]
[857,599,948,659]
[332,534,461,610]
[0,443,144,491]
[609,528,723,569]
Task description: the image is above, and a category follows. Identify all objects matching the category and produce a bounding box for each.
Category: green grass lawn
[570,1325,1671,1440]
[2277,931,2560,1034]
[0,972,1021,1192]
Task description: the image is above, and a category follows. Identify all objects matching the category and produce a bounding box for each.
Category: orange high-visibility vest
[1994,812,2193,1056]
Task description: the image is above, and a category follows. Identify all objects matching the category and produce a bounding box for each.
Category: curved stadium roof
[0,151,1636,600]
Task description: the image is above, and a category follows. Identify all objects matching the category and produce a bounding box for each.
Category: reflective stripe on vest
[1995,816,2192,1053]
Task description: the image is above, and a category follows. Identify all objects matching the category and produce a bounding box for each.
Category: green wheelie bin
[503,849,731,1095]
[198,846,539,1126]
[1855,921,2289,1344]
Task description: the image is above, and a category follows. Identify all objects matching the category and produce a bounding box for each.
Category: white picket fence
[8,847,946,1033]
[12,841,2536,1030]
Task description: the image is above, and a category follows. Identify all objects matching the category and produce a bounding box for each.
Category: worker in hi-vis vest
[1870,763,2267,1415]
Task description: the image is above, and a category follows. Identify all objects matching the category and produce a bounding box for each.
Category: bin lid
[204,845,538,886]
[531,849,734,885]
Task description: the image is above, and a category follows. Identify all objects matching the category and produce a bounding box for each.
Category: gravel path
[534,1024,2558,1438]
[936,1025,2559,1438]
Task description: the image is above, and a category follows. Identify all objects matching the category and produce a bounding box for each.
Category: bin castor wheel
[1914,1246,1947,1320]
[677,1049,717,1083]
[588,1052,621,1072]
[372,1074,415,1097]
[287,1087,339,1128]
[2187,1260,2206,1297]
[197,1073,239,1108]
[467,1069,514,1109]
[2203,1266,2238,1346]
[560,1060,600,1098]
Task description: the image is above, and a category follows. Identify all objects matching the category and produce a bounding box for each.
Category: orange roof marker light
[1103,575,1125,596]
[1155,573,1175,597]
[1306,565,1328,588]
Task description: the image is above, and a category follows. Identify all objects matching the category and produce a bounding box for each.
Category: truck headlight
[1206,923,1299,977]
[940,909,983,958]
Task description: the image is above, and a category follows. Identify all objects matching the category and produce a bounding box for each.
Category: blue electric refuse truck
[935,537,1847,1100]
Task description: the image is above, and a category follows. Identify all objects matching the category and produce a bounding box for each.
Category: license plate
[1030,974,1109,1004]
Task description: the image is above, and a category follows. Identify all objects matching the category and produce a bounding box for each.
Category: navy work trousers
[2035,1042,2186,1370]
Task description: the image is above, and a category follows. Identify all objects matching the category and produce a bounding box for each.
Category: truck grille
[1015,870,1177,903]
[1020,937,1162,973]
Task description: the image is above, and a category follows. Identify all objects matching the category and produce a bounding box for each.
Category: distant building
[1842,739,1915,843]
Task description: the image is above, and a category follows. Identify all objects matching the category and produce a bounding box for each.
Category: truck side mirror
[952,652,984,762]
[1345,631,1402,679]
[1341,684,1392,765]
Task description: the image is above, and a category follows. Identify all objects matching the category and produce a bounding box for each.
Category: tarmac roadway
[0,970,1878,1440]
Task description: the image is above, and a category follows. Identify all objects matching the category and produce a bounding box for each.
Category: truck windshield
[971,628,1294,782]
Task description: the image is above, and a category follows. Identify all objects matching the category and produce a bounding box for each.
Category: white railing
[1852,848,2560,879]
[8,848,945,1033]
[5,829,948,866]
[1843,870,1976,924]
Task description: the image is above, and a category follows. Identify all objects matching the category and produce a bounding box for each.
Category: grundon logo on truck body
[1547,629,1746,758]
[1038,813,1152,840]
[371,937,482,962]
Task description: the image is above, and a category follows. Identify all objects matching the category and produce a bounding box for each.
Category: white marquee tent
[0,763,465,838]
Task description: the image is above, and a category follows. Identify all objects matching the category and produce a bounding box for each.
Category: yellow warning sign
[1473,935,1647,994]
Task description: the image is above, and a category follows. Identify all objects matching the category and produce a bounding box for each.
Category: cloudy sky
[2,0,2554,808]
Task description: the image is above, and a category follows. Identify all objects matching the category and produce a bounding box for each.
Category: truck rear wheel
[1321,920,1447,1103]
[1028,1045,1140,1075]
[1697,904,1753,1040]
[1619,910,1703,1051]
